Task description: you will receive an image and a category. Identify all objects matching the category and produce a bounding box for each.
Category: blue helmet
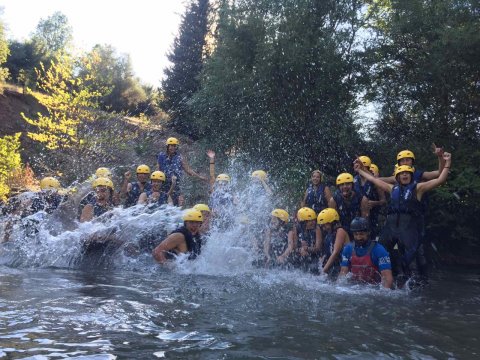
[350,217,369,232]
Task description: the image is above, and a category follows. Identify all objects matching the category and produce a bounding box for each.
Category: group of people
[1,136,452,289]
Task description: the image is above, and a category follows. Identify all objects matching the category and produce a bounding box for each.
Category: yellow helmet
[183,209,203,222]
[252,170,267,181]
[359,156,372,168]
[317,208,340,225]
[370,163,379,175]
[92,177,114,190]
[194,203,210,213]
[150,171,166,181]
[397,150,415,162]
[40,177,60,190]
[216,174,231,182]
[336,173,354,185]
[136,164,151,174]
[271,209,289,223]
[394,165,414,177]
[95,167,112,178]
[297,207,317,221]
[166,137,180,145]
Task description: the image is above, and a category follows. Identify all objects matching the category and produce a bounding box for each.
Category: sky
[0,0,189,86]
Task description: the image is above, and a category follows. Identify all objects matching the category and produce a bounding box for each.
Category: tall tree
[31,11,73,56]
[0,9,10,88]
[191,0,365,185]
[161,0,210,137]
[0,133,22,201]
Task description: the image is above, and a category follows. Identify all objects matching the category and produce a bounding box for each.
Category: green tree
[191,0,365,186]
[21,54,101,150]
[79,44,147,114]
[0,133,22,201]
[161,0,210,137]
[364,0,480,257]
[0,9,10,88]
[31,11,73,56]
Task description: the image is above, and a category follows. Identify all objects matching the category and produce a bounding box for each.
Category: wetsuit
[354,175,382,238]
[157,152,183,206]
[380,182,424,282]
[295,223,319,273]
[170,226,203,260]
[268,223,292,268]
[332,189,362,236]
[305,183,328,214]
[125,182,152,208]
[341,240,391,284]
[322,226,344,276]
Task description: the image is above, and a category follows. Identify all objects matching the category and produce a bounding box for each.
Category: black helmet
[350,217,369,232]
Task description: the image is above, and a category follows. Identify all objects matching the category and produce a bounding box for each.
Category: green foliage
[31,11,73,56]
[0,13,10,87]
[21,55,102,150]
[0,133,22,200]
[78,44,148,115]
[191,0,365,181]
[364,0,480,257]
[161,0,210,137]
[5,40,41,88]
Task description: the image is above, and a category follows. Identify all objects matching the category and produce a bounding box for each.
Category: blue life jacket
[172,226,202,260]
[323,228,337,261]
[125,182,152,208]
[388,182,423,216]
[353,175,376,200]
[158,152,183,182]
[333,190,362,232]
[305,184,328,214]
[92,199,113,218]
[144,188,168,205]
[296,223,316,248]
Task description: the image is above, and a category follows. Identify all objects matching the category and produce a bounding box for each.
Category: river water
[1,202,480,359]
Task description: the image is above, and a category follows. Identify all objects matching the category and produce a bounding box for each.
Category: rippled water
[1,264,479,359]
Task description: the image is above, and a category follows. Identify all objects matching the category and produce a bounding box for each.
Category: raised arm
[417,152,451,197]
[354,161,393,194]
[422,143,445,181]
[120,171,131,199]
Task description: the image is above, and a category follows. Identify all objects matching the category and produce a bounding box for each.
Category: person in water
[121,164,153,207]
[193,203,212,235]
[353,151,451,286]
[263,209,295,268]
[339,217,393,289]
[28,176,66,215]
[157,137,208,206]
[328,172,368,236]
[152,208,204,263]
[78,167,115,217]
[80,177,115,222]
[317,207,350,277]
[137,171,175,206]
[353,156,386,238]
[301,170,332,214]
[294,207,322,273]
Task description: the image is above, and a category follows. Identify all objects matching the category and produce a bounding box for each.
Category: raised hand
[206,150,215,160]
[124,171,131,180]
[443,152,451,162]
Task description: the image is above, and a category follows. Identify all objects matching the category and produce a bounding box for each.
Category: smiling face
[311,171,321,186]
[185,220,202,235]
[167,144,177,155]
[339,182,353,197]
[151,179,163,192]
[95,185,110,201]
[137,173,149,183]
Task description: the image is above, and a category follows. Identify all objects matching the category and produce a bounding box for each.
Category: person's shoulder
[372,242,389,256]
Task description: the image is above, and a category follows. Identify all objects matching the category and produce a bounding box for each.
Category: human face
[151,179,163,191]
[270,216,281,229]
[167,144,177,155]
[397,171,412,185]
[399,158,413,166]
[339,182,353,197]
[353,231,369,246]
[311,171,321,186]
[305,219,316,230]
[137,173,149,183]
[320,222,332,232]
[186,221,202,235]
[95,185,109,201]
